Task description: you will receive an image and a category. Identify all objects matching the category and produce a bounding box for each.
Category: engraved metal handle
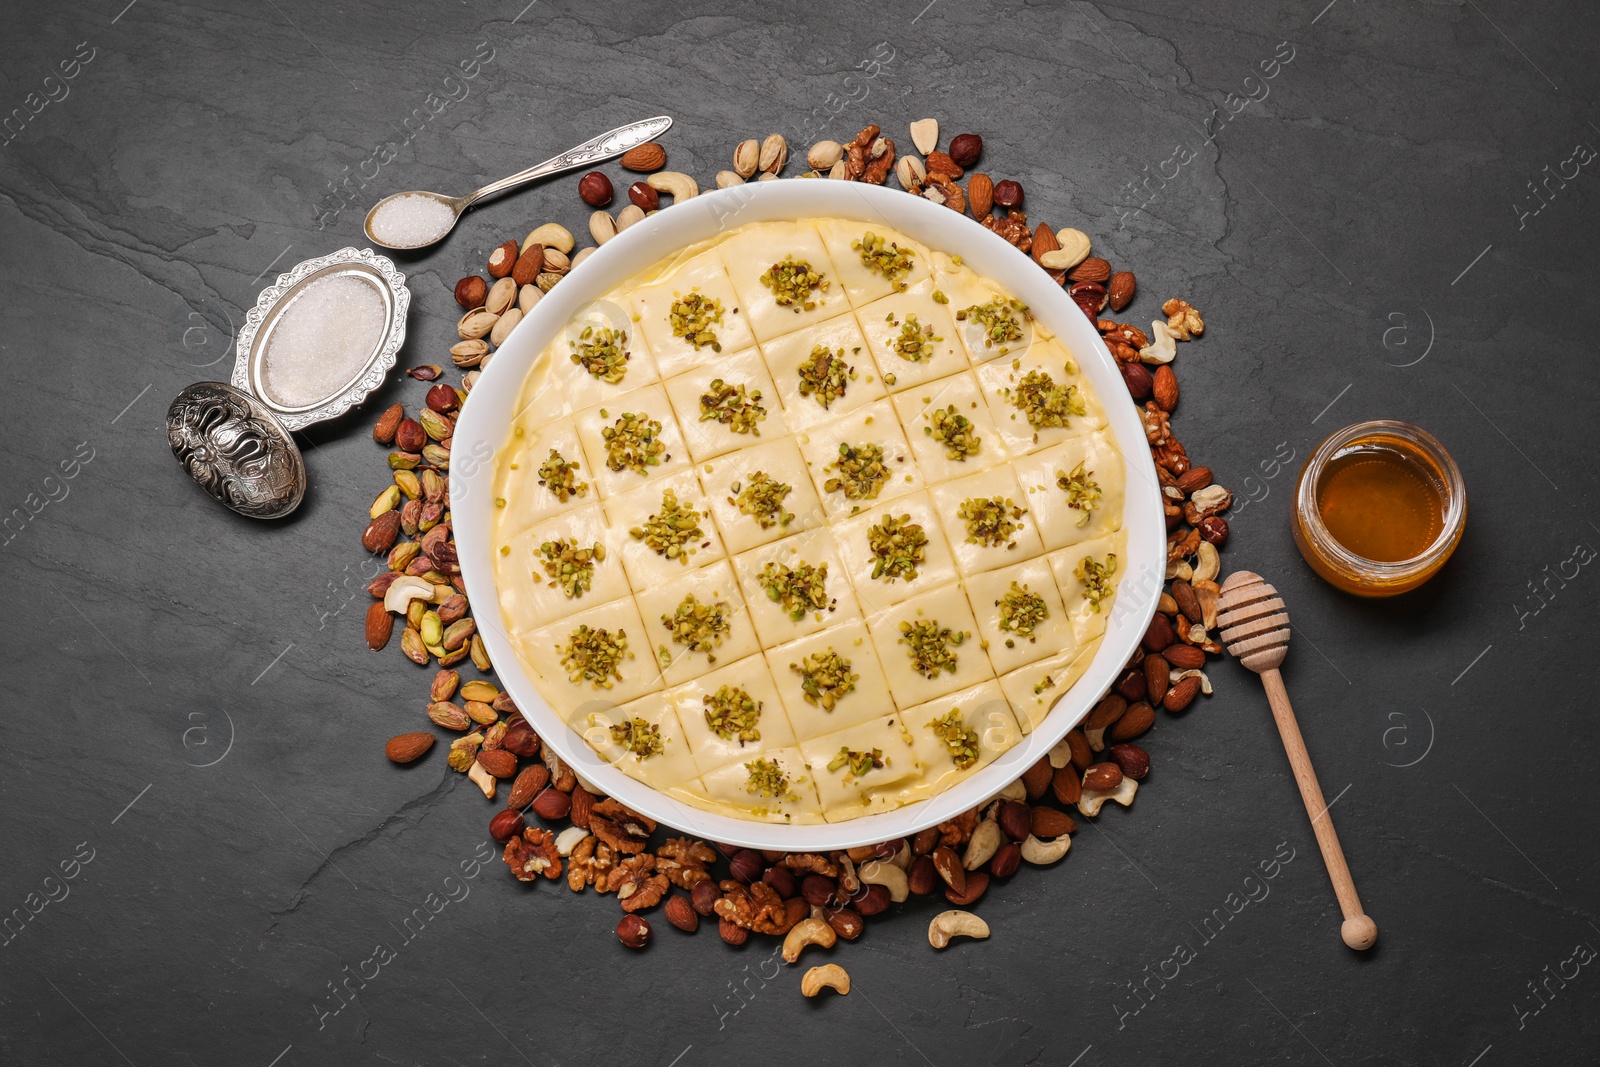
[461,116,673,208]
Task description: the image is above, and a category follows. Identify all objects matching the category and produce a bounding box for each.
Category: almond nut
[1153,365,1179,411]
[1109,271,1137,311]
[968,173,994,219]
[476,749,517,779]
[487,240,518,278]
[1112,701,1156,741]
[620,142,666,172]
[507,764,546,809]
[1031,806,1077,838]
[663,894,699,932]
[385,732,434,763]
[365,600,395,650]
[1164,675,1202,713]
[1108,743,1151,781]
[909,118,939,155]
[1068,257,1112,283]
[1022,757,1053,800]
[1083,762,1123,791]
[931,846,966,894]
[1051,764,1081,805]
[532,787,571,819]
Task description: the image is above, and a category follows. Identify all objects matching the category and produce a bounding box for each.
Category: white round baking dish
[452,180,1162,850]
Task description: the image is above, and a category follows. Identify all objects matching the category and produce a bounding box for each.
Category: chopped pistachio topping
[744,757,798,801]
[828,745,885,777]
[628,489,704,563]
[699,378,767,435]
[1012,369,1085,431]
[890,313,942,362]
[569,325,630,383]
[602,411,668,473]
[1033,672,1057,696]
[1076,552,1118,613]
[926,708,980,769]
[931,289,949,305]
[1057,461,1102,526]
[852,231,915,286]
[958,495,1027,548]
[537,448,589,502]
[796,345,854,409]
[536,537,605,598]
[789,648,859,711]
[704,684,763,744]
[956,299,1028,353]
[822,441,888,503]
[757,560,835,621]
[609,716,663,759]
[558,624,630,688]
[897,618,966,679]
[924,404,981,460]
[866,512,929,582]
[669,290,725,351]
[759,256,829,310]
[730,471,794,530]
[661,593,733,661]
[996,581,1049,647]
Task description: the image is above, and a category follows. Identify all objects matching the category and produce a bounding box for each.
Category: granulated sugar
[262,273,387,408]
[369,193,455,247]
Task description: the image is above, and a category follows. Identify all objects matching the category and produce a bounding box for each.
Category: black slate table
[3,2,1597,1064]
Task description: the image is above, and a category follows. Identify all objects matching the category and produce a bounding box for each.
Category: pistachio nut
[485,276,517,315]
[457,308,499,340]
[733,138,760,178]
[421,444,451,469]
[428,701,472,731]
[451,339,489,368]
[589,210,616,245]
[462,698,497,726]
[759,133,788,174]
[489,307,522,347]
[442,618,476,652]
[418,408,452,442]
[370,485,401,518]
[393,469,421,500]
[420,610,443,648]
[400,627,429,665]
[570,247,595,270]
[542,248,571,274]
[460,679,498,702]
[806,140,843,170]
[388,540,421,572]
[535,271,562,293]
[420,468,446,504]
[389,450,421,470]
[517,284,541,314]
[616,204,645,231]
[469,634,491,671]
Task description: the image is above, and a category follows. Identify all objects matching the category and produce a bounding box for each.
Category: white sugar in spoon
[364,115,672,250]
[1217,571,1378,951]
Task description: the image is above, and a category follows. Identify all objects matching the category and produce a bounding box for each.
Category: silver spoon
[363,115,673,250]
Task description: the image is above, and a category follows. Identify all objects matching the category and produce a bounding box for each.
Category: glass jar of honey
[1291,420,1466,596]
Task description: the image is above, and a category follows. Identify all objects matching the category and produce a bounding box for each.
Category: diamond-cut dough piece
[603,469,727,588]
[732,526,861,646]
[633,559,760,687]
[816,219,932,306]
[627,248,756,379]
[576,690,699,790]
[516,595,663,707]
[904,680,1022,791]
[695,745,825,824]
[892,370,1010,484]
[571,384,690,499]
[932,261,1035,366]
[499,502,633,627]
[865,581,994,709]
[961,557,1079,676]
[698,436,824,555]
[798,398,923,521]
[666,653,797,777]
[928,464,1046,577]
[1046,530,1129,645]
[495,415,593,535]
[799,712,924,823]
[760,313,885,430]
[766,618,897,739]
[829,491,958,613]
[548,298,661,411]
[977,339,1108,457]
[855,279,964,393]
[997,645,1096,734]
[1011,431,1127,550]
[662,347,787,464]
[715,220,852,341]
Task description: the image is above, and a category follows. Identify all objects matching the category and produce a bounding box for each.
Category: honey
[1292,421,1465,597]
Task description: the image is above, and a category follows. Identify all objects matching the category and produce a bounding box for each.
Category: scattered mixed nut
[373,118,1231,996]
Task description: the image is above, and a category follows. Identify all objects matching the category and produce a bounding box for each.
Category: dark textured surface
[3,2,1597,1064]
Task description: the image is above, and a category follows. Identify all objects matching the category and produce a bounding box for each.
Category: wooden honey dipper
[1218,571,1378,951]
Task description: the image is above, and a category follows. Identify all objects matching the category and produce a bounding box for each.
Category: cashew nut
[1193,541,1221,583]
[1173,668,1213,696]
[1140,321,1177,365]
[1078,776,1139,817]
[554,826,590,856]
[521,222,573,255]
[962,818,1002,871]
[588,210,616,246]
[890,841,913,871]
[1047,736,1075,769]
[836,854,859,896]
[383,575,435,614]
[991,778,1027,804]
[466,761,496,799]
[646,170,698,201]
[1084,724,1108,753]
[1038,228,1090,271]
[928,910,990,949]
[1019,833,1072,865]
[615,204,646,231]
[800,963,850,997]
[858,859,909,902]
[782,917,837,963]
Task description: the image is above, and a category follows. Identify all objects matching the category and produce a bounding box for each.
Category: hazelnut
[800,874,837,908]
[762,866,797,899]
[993,179,1024,207]
[489,809,524,843]
[729,849,763,884]
[691,880,721,916]
[628,181,659,212]
[1199,515,1230,546]
[948,132,983,168]
[425,383,459,414]
[578,171,613,207]
[394,418,426,454]
[453,275,487,309]
[1120,360,1153,399]
[663,894,699,933]
[531,787,570,820]
[487,240,519,278]
[502,724,541,759]
[853,883,891,916]
[616,914,651,949]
